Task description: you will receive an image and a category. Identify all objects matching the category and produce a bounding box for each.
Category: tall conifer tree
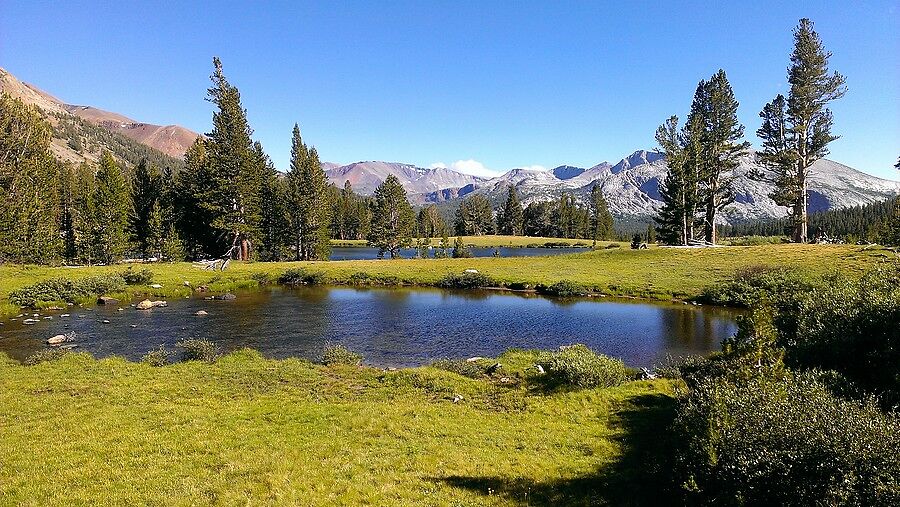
[93,152,130,264]
[497,186,524,236]
[756,19,846,242]
[202,57,263,260]
[369,175,415,258]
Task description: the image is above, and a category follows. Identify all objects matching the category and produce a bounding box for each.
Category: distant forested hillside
[723,196,899,243]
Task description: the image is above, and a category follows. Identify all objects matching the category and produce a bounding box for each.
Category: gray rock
[194,310,209,316]
[97,296,119,305]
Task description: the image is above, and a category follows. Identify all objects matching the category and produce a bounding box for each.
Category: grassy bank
[0,349,676,505]
[0,243,891,317]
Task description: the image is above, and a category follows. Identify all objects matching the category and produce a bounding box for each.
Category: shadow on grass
[435,392,679,506]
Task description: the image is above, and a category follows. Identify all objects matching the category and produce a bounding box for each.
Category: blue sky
[2,1,898,179]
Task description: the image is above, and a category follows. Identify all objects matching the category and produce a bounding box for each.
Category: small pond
[0,287,741,367]
[330,246,589,260]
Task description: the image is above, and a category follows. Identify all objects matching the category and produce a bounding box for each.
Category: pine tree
[523,201,553,237]
[92,152,130,264]
[417,204,445,239]
[202,57,264,260]
[0,93,61,263]
[174,138,218,259]
[654,115,701,245]
[646,223,657,244]
[368,175,415,258]
[256,142,288,261]
[693,71,749,244]
[286,124,331,260]
[756,19,846,243]
[454,195,495,235]
[589,184,614,243]
[497,186,524,235]
[72,162,98,264]
[130,158,162,258]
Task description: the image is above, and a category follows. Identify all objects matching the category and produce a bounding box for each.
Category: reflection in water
[330,246,589,260]
[0,287,741,367]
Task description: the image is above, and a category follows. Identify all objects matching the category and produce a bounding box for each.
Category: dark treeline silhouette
[721,196,900,244]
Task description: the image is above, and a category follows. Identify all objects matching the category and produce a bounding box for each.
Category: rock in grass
[149,284,163,289]
[97,296,119,305]
[466,357,484,362]
[485,362,502,374]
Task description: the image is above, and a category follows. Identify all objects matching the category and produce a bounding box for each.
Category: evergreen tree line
[655,19,846,245]
[721,195,900,245]
[448,185,616,242]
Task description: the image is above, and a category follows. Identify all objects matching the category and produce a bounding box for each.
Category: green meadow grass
[0,243,891,318]
[0,349,677,506]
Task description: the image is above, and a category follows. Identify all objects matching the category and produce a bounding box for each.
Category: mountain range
[2,67,897,223]
[0,67,198,163]
[325,151,900,223]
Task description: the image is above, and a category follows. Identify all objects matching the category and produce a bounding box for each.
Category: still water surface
[0,287,740,367]
[329,246,589,260]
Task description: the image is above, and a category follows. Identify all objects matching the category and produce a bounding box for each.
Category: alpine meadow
[1,5,899,506]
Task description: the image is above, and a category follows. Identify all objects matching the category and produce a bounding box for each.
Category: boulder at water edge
[97,296,119,305]
[136,299,168,310]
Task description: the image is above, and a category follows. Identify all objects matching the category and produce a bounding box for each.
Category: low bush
[177,339,218,363]
[536,344,629,388]
[432,358,484,378]
[120,267,154,285]
[347,272,373,285]
[604,243,621,249]
[672,369,900,505]
[278,268,326,286]
[699,265,813,308]
[322,343,362,366]
[437,272,496,289]
[536,280,588,297]
[24,348,70,366]
[250,272,273,286]
[506,281,532,290]
[9,275,127,307]
[141,346,170,367]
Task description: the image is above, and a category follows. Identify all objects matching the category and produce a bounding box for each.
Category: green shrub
[672,369,900,506]
[432,358,484,378]
[536,280,588,297]
[120,267,154,285]
[604,243,621,249]
[322,343,362,366]
[788,264,900,407]
[506,281,532,290]
[700,266,813,308]
[177,339,218,363]
[250,272,273,286]
[278,268,326,286]
[9,275,127,307]
[536,344,629,388]
[141,346,170,367]
[437,272,496,289]
[347,272,373,285]
[24,348,70,366]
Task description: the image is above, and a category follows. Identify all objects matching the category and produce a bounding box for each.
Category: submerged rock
[136,299,168,310]
[22,319,38,325]
[194,310,209,316]
[47,335,67,345]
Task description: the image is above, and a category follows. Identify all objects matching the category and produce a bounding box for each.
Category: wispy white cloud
[429,159,500,178]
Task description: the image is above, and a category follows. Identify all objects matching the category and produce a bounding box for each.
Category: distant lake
[0,287,740,367]
[330,246,590,260]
